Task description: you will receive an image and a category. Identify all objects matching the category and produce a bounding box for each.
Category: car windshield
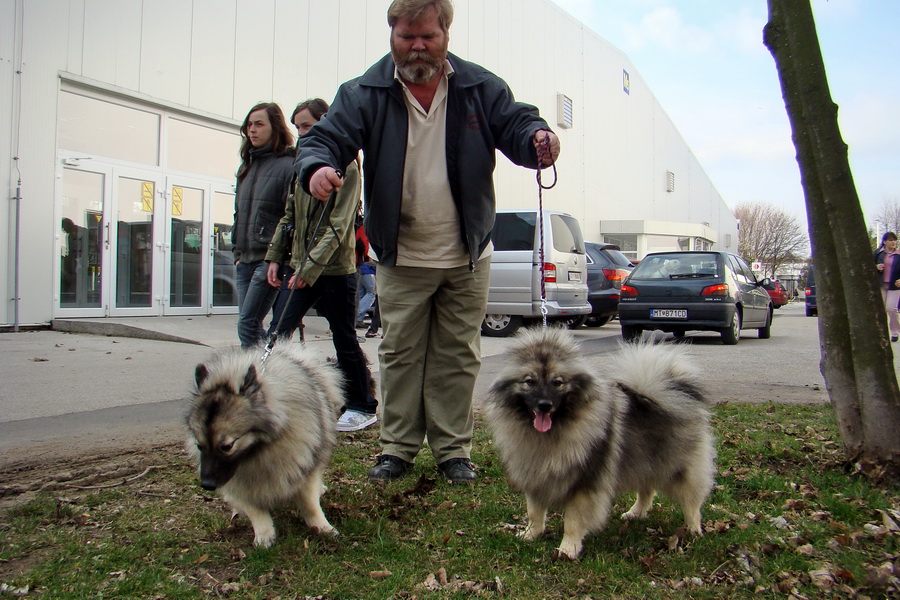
[632,254,719,280]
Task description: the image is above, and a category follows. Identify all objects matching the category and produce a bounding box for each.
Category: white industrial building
[1,0,738,327]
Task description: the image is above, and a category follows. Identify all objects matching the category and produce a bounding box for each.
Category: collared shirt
[394,60,470,268]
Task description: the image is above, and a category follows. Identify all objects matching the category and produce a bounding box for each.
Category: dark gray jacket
[295,52,552,268]
[232,145,295,263]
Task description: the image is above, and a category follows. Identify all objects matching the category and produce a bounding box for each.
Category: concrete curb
[51,318,207,346]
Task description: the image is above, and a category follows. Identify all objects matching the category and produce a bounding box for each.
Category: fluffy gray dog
[485,327,716,559]
[186,344,343,548]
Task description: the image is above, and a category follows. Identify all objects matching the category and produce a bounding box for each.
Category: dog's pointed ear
[240,364,262,397]
[195,363,210,388]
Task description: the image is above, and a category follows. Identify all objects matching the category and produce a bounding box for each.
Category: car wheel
[585,315,613,328]
[758,307,772,339]
[562,315,588,330]
[481,314,523,337]
[621,325,642,343]
[672,330,686,339]
[806,307,816,317]
[721,310,741,345]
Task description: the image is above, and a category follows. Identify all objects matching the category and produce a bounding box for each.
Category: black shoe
[893,335,898,343]
[437,458,477,483]
[368,455,412,481]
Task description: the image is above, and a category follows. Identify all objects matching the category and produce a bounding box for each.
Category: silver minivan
[482,209,590,336]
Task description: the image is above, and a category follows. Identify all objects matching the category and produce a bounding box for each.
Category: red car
[763,279,789,308]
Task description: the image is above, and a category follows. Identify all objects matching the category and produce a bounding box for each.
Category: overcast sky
[550,0,899,231]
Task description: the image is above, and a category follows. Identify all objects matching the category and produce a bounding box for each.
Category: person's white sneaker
[336,410,378,432]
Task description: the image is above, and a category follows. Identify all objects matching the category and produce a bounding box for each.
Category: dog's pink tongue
[533,412,552,433]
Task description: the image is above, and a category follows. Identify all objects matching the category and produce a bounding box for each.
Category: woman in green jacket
[265,98,378,432]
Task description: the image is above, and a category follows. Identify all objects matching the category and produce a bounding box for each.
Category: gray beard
[396,60,441,84]
[392,46,443,85]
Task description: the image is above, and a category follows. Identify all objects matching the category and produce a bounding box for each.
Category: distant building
[0,0,737,326]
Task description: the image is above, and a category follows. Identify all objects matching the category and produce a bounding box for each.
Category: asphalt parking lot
[0,301,834,463]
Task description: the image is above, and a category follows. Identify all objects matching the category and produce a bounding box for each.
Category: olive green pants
[375,257,491,464]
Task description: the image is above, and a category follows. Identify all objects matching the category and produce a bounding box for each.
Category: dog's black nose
[537,400,553,413]
[200,479,218,491]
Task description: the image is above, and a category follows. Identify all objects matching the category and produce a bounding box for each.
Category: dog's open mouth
[533,411,553,433]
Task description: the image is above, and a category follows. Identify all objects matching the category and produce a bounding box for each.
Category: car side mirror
[758,277,772,287]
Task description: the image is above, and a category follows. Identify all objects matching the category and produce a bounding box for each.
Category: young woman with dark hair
[876,231,900,342]
[232,102,295,348]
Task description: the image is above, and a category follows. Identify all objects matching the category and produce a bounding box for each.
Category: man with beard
[295,0,561,483]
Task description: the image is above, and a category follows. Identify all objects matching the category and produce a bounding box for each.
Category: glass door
[210,186,238,312]
[58,165,110,316]
[164,179,238,314]
[112,171,164,315]
[165,178,207,314]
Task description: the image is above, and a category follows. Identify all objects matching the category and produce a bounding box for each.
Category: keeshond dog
[186,343,343,548]
[485,327,716,560]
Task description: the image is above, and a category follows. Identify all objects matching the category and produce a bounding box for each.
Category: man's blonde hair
[387,0,453,32]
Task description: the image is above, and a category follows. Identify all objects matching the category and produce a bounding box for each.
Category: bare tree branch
[734,202,808,278]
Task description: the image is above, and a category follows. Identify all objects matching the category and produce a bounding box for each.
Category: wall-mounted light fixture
[666,170,675,193]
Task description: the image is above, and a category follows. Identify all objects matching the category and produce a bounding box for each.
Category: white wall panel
[190,0,237,117]
[0,0,18,322]
[233,0,275,116]
[305,2,340,100]
[82,0,141,91]
[365,0,391,69]
[336,0,369,86]
[272,0,309,112]
[15,0,76,325]
[64,0,84,75]
[139,0,192,105]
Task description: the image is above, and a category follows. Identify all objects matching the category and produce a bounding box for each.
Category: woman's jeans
[357,272,377,322]
[235,260,279,348]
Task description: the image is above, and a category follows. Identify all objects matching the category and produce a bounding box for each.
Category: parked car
[482,210,590,337]
[617,251,773,345]
[805,266,817,317]
[572,241,634,328]
[762,279,789,308]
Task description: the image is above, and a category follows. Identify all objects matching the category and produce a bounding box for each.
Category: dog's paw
[684,523,704,536]
[518,525,544,541]
[552,546,580,561]
[555,537,583,560]
[253,530,276,548]
[313,525,339,538]
[620,509,647,521]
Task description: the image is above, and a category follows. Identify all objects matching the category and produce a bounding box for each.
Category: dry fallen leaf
[369,570,392,579]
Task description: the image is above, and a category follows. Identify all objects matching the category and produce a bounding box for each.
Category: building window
[167,117,239,180]
[604,234,637,260]
[58,90,161,165]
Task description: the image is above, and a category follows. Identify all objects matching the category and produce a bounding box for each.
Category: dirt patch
[0,442,186,512]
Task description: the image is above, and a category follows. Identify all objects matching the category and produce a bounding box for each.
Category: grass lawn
[0,402,897,599]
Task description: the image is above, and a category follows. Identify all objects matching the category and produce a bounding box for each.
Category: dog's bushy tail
[611,341,710,407]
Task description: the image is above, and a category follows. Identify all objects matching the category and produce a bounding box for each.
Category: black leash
[260,170,342,366]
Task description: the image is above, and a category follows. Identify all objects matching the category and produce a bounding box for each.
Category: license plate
[651,309,687,319]
[568,271,582,282]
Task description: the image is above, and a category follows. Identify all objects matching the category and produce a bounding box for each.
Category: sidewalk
[0,314,383,459]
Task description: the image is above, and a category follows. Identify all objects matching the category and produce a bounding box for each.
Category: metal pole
[13,178,21,332]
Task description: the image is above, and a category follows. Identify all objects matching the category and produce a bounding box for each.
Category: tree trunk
[764,0,900,469]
